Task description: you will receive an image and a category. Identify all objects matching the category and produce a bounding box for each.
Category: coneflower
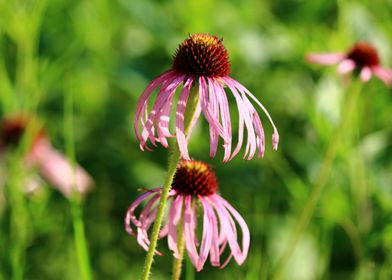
[125,160,249,272]
[135,33,279,162]
[306,42,392,85]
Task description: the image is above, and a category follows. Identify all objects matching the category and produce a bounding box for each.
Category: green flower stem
[141,83,200,280]
[7,157,28,280]
[70,198,92,280]
[7,120,40,280]
[172,208,185,280]
[272,80,363,279]
[64,81,92,280]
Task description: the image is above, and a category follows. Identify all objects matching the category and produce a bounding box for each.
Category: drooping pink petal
[211,194,250,265]
[212,78,232,162]
[211,197,237,267]
[140,75,185,149]
[360,66,372,82]
[222,77,256,160]
[216,195,250,265]
[159,189,177,238]
[124,188,161,235]
[242,97,262,159]
[139,78,174,148]
[305,53,345,65]
[272,132,279,150]
[207,197,220,267]
[175,77,194,160]
[227,77,280,153]
[225,79,260,159]
[206,78,220,158]
[373,66,392,86]
[156,91,176,147]
[30,139,93,198]
[183,195,199,268]
[251,111,265,158]
[137,203,159,251]
[134,71,177,144]
[199,77,229,143]
[167,195,184,258]
[337,59,356,74]
[136,194,161,250]
[197,196,214,271]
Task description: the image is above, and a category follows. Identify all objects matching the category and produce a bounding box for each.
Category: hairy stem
[272,80,362,279]
[141,83,200,280]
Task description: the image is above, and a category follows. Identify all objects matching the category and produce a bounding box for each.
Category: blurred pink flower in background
[134,33,279,162]
[0,115,93,197]
[306,42,392,85]
[125,160,250,271]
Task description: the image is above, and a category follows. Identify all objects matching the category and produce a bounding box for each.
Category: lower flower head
[134,33,279,162]
[305,41,392,86]
[125,160,250,271]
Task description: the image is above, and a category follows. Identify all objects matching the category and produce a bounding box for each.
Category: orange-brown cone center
[172,34,231,77]
[171,160,218,196]
[347,42,380,68]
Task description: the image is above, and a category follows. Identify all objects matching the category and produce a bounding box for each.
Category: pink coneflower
[0,115,93,197]
[306,42,392,86]
[125,160,250,271]
[134,33,279,162]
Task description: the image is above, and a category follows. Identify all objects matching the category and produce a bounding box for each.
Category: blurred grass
[1,0,392,279]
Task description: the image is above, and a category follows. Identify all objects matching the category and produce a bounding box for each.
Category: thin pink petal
[226,77,279,154]
[197,196,214,271]
[337,59,356,74]
[212,78,232,162]
[183,195,199,268]
[211,194,250,265]
[140,75,184,148]
[168,195,184,258]
[251,111,265,158]
[124,189,160,236]
[134,71,176,145]
[199,77,229,143]
[175,77,194,160]
[207,198,220,267]
[207,78,219,158]
[373,66,392,86]
[305,53,345,65]
[360,67,372,82]
[221,77,256,160]
[156,92,176,147]
[272,132,279,150]
[211,197,237,267]
[217,195,250,265]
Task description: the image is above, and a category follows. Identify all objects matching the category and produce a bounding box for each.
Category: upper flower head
[306,41,392,86]
[172,34,230,77]
[134,33,279,162]
[125,160,250,271]
[0,115,93,197]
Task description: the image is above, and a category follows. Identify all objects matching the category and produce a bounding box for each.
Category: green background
[1,0,392,279]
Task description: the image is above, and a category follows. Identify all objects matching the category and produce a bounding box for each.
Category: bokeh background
[1,0,392,279]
